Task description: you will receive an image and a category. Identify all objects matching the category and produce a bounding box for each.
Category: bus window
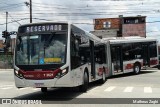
[132,43,142,59]
[80,47,90,64]
[122,43,142,61]
[95,45,106,64]
[149,42,157,58]
[16,36,28,65]
[122,43,132,61]
[70,33,81,70]
[29,35,39,64]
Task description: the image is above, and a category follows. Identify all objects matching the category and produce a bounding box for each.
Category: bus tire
[133,63,141,74]
[79,71,89,92]
[41,87,47,92]
[100,69,106,84]
[157,65,160,70]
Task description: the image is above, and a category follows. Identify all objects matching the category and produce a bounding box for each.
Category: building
[121,16,146,37]
[91,18,120,38]
[91,15,146,38]
[0,40,4,52]
[0,38,16,53]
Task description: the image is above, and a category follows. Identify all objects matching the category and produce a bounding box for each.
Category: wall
[90,29,119,38]
[94,18,121,30]
[122,24,146,37]
[0,40,3,49]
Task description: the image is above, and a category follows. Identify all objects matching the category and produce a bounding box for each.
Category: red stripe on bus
[150,59,158,65]
[98,67,109,75]
[18,69,61,80]
[98,68,103,76]
[125,64,133,70]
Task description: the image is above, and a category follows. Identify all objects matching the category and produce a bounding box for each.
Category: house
[91,15,146,38]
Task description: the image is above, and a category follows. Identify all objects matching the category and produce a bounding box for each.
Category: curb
[0,69,13,71]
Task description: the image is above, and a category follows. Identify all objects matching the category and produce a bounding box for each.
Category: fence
[0,52,13,69]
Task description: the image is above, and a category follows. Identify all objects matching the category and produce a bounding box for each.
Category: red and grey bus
[102,37,159,76]
[13,22,108,92]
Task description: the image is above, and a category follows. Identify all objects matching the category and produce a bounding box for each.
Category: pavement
[0,68,160,107]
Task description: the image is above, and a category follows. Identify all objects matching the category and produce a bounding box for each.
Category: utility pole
[24,0,32,23]
[5,11,8,69]
[6,12,8,31]
[30,0,32,23]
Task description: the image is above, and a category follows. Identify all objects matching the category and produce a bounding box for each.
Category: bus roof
[71,24,101,42]
[102,37,157,44]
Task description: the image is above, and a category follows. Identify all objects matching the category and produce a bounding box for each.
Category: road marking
[18,88,28,90]
[0,70,12,73]
[104,86,116,92]
[0,85,14,88]
[123,87,133,92]
[1,87,13,90]
[33,88,39,91]
[144,87,152,93]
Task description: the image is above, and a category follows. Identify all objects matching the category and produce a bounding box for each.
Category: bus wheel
[79,71,89,92]
[100,70,106,84]
[41,87,47,92]
[133,63,141,74]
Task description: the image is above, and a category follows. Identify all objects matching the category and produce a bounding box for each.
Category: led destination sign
[18,24,68,33]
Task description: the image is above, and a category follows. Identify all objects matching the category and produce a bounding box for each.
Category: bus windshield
[15,32,67,65]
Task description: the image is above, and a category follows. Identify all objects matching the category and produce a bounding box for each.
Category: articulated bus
[14,22,108,92]
[102,37,159,76]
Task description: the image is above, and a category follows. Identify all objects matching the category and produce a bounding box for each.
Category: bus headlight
[14,69,24,79]
[55,67,68,78]
[62,69,67,74]
[15,70,18,75]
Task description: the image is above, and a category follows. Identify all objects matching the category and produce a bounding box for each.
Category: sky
[0,0,160,41]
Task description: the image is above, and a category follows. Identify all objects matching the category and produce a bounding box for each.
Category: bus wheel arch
[84,68,89,80]
[133,62,141,74]
[79,68,89,92]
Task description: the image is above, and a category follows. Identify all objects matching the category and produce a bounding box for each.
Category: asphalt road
[0,68,160,107]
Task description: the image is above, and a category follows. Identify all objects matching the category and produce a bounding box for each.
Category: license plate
[34,83,44,87]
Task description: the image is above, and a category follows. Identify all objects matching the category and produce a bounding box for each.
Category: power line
[0,1,160,26]
[31,1,160,8]
[146,31,160,33]
[0,2,24,7]
[0,3,158,14]
[1,17,160,26]
[0,1,159,11]
[8,13,21,25]
[0,18,30,26]
[0,4,26,11]
[3,11,159,16]
[32,2,65,7]
[0,3,24,9]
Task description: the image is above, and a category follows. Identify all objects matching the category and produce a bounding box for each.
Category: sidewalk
[0,69,13,71]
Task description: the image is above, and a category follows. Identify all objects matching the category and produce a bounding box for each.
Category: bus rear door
[142,43,150,67]
[111,45,123,74]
